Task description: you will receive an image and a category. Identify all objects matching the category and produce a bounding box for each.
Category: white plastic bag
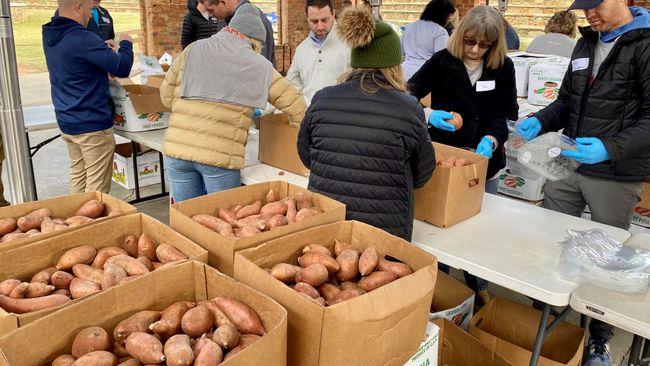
[517,132,580,181]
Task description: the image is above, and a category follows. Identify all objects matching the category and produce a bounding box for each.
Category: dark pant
[439,263,488,291]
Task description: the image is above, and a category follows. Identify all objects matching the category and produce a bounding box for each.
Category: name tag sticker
[572,58,589,71]
[476,80,496,92]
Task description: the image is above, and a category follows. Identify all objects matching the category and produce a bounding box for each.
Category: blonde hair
[545,11,578,38]
[249,38,263,54]
[447,5,507,70]
[337,65,406,93]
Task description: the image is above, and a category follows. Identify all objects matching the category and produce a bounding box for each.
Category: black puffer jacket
[535,26,650,182]
[408,49,518,178]
[297,73,436,241]
[181,0,226,50]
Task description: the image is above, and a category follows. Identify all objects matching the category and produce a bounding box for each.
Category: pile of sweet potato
[50,297,266,365]
[0,200,123,244]
[192,190,322,238]
[436,156,473,168]
[268,241,414,307]
[0,234,188,315]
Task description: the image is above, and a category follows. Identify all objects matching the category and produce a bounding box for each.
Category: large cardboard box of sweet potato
[170,181,346,275]
[414,143,489,227]
[0,261,288,366]
[0,192,136,252]
[469,297,585,366]
[234,220,438,366]
[259,113,310,176]
[434,318,512,366]
[0,213,208,336]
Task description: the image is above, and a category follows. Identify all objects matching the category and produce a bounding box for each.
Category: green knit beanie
[338,7,402,69]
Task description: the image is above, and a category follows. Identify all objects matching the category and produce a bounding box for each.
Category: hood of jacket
[600,6,650,43]
[42,16,84,47]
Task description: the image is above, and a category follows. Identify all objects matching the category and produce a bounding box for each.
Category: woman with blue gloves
[407,5,518,305]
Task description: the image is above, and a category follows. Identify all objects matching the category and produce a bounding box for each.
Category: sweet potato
[116,358,139,366]
[136,256,154,271]
[65,216,93,227]
[155,244,188,264]
[295,207,322,222]
[218,208,239,227]
[265,214,289,230]
[150,301,194,339]
[40,217,57,234]
[114,311,161,345]
[302,244,332,256]
[0,294,70,314]
[377,256,413,278]
[181,305,214,338]
[51,270,75,290]
[192,214,234,237]
[326,289,360,306]
[164,334,194,366]
[194,339,223,366]
[238,223,263,238]
[0,279,20,296]
[212,323,239,350]
[122,235,139,257]
[52,354,76,366]
[30,267,57,284]
[234,214,261,227]
[357,271,398,292]
[71,351,117,366]
[336,249,359,281]
[295,263,329,287]
[213,296,266,336]
[105,255,150,276]
[152,262,164,270]
[92,247,128,269]
[56,245,98,271]
[118,275,143,285]
[53,288,71,297]
[16,208,52,232]
[270,263,301,284]
[9,282,29,299]
[71,326,112,358]
[449,111,463,130]
[137,233,157,262]
[101,264,128,290]
[76,199,105,219]
[318,283,341,301]
[70,278,101,299]
[0,232,30,243]
[125,332,165,364]
[73,264,104,283]
[286,197,297,223]
[265,189,278,203]
[359,247,379,276]
[235,200,262,219]
[113,342,130,358]
[295,192,312,211]
[25,282,55,298]
[0,217,17,236]
[198,300,231,327]
[260,201,288,217]
[294,282,319,298]
[192,336,213,358]
[231,204,242,214]
[298,252,340,274]
[340,281,366,295]
[454,158,471,167]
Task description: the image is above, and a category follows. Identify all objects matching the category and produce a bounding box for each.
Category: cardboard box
[434,318,512,366]
[0,261,288,366]
[146,74,165,89]
[0,192,136,252]
[497,158,546,202]
[109,80,170,132]
[527,60,570,107]
[469,297,586,366]
[259,113,310,176]
[112,143,162,190]
[414,143,489,228]
[0,213,208,336]
[632,183,650,228]
[234,220,438,366]
[510,53,558,97]
[170,181,346,275]
[403,321,440,366]
[430,271,475,331]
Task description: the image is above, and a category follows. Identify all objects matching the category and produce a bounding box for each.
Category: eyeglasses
[464,38,493,50]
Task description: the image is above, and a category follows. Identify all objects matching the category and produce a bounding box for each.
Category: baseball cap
[567,0,603,10]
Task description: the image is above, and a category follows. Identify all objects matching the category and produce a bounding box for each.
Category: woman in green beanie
[297,6,436,241]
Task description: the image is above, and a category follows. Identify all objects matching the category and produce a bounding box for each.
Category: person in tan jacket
[161,3,306,202]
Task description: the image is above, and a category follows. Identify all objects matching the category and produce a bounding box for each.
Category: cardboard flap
[122,84,169,114]
[434,319,512,366]
[431,271,474,312]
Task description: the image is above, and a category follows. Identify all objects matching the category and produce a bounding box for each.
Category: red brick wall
[139,0,186,56]
[632,0,648,7]
[455,0,487,17]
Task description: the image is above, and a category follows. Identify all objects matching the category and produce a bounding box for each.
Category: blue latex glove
[476,136,494,159]
[561,137,610,164]
[252,108,262,119]
[428,110,456,132]
[516,117,542,141]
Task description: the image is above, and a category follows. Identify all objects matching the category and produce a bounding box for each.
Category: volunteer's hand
[516,117,542,141]
[476,136,494,159]
[118,33,134,44]
[252,108,262,119]
[561,137,610,164]
[428,110,455,132]
[105,39,118,52]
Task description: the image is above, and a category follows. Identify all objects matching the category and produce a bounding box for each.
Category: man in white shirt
[287,0,350,105]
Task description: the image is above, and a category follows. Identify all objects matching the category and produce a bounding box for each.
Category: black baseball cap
[567,0,603,10]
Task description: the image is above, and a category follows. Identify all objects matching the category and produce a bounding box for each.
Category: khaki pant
[62,128,116,194]
[0,134,9,207]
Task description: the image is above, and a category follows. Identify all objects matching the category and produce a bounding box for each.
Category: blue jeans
[166,157,241,203]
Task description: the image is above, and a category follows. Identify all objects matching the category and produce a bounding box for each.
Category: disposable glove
[252,108,262,119]
[476,136,494,159]
[428,110,456,132]
[516,117,542,141]
[561,137,610,164]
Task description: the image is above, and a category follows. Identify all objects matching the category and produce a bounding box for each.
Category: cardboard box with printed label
[146,74,165,89]
[469,297,586,366]
[497,157,546,202]
[109,80,170,132]
[527,59,570,107]
[403,321,440,366]
[414,143,489,228]
[234,220,438,366]
[0,213,208,336]
[170,181,346,275]
[632,183,650,228]
[112,143,162,190]
[430,271,475,330]
[510,53,559,97]
[259,113,310,176]
[0,261,288,366]
[0,192,136,252]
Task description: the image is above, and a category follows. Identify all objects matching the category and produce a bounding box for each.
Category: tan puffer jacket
[160,44,306,170]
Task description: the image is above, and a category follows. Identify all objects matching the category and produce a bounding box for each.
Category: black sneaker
[584,338,611,366]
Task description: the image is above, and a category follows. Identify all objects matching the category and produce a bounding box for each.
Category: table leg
[158,152,165,195]
[131,141,141,202]
[530,303,551,366]
[25,132,38,201]
[630,335,644,366]
[643,338,649,359]
[580,314,587,328]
